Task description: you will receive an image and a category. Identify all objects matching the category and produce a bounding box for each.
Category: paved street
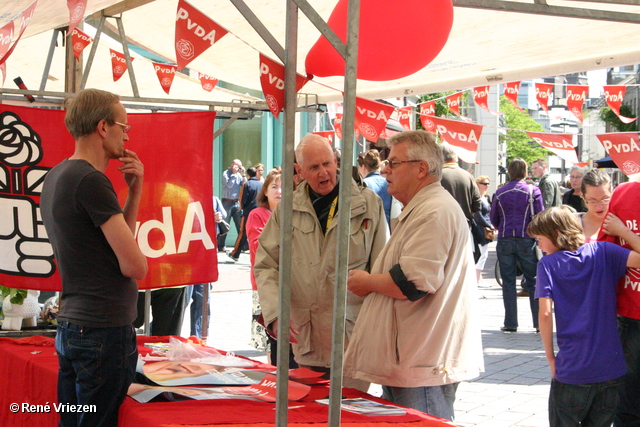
[180,242,552,427]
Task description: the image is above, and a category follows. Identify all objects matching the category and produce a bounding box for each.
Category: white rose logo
[622,160,640,176]
[176,39,195,61]
[161,78,172,88]
[424,118,436,132]
[73,42,84,54]
[71,3,85,23]
[114,65,125,75]
[266,94,279,114]
[359,123,378,140]
[203,83,213,91]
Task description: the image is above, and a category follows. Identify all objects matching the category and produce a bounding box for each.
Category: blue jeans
[56,321,137,427]
[549,377,620,427]
[382,383,459,421]
[615,316,640,427]
[496,237,539,329]
[188,284,210,338]
[219,200,241,249]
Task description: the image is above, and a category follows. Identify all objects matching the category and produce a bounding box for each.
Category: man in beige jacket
[344,130,484,421]
[254,134,388,384]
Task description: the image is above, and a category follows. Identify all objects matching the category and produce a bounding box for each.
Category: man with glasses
[344,130,484,421]
[532,158,561,209]
[41,88,148,427]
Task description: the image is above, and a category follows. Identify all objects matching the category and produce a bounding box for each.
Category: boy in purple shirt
[527,206,640,427]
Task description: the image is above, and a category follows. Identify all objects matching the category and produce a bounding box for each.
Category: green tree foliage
[599,105,638,132]
[416,91,470,131]
[500,97,550,164]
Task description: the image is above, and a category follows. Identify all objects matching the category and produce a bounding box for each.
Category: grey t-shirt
[41,159,138,327]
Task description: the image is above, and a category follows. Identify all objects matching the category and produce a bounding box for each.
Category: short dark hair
[508,158,528,181]
[247,167,257,178]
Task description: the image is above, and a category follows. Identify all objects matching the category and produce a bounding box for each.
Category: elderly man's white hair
[386,130,443,179]
[295,134,333,165]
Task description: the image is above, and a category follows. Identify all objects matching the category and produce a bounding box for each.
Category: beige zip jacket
[255,179,389,368]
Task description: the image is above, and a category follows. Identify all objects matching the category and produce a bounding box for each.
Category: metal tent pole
[274,1,298,424]
[328,0,359,426]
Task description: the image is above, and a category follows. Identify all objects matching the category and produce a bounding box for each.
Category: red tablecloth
[0,335,452,427]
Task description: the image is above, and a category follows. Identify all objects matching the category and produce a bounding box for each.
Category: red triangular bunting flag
[419,100,436,130]
[67,0,87,36]
[312,131,335,145]
[153,62,178,94]
[0,21,13,86]
[175,0,228,71]
[604,85,637,124]
[110,49,134,82]
[71,27,92,61]
[535,83,553,114]
[198,72,218,92]
[333,113,343,140]
[446,92,463,117]
[503,82,525,112]
[0,1,37,67]
[566,85,588,123]
[397,106,413,130]
[422,115,482,164]
[354,97,396,142]
[526,131,579,164]
[596,132,640,177]
[473,86,499,115]
[259,54,308,120]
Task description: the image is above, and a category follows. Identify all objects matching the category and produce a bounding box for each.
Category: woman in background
[357,149,392,227]
[562,166,587,212]
[246,167,287,365]
[575,169,612,242]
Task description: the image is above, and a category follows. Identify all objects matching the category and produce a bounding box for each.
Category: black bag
[218,220,230,235]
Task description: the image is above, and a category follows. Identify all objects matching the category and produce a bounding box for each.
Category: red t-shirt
[598,181,640,320]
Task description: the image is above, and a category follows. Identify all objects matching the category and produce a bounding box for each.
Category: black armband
[389,263,426,302]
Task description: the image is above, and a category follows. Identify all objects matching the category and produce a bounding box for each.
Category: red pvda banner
[421,115,482,164]
[596,132,640,177]
[526,131,579,165]
[0,105,218,291]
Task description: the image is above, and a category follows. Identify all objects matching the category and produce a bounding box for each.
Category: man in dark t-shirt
[40,88,147,427]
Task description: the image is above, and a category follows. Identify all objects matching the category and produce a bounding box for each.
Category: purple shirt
[535,242,629,384]
[490,180,543,239]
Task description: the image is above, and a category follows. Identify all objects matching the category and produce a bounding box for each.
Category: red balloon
[305,0,453,81]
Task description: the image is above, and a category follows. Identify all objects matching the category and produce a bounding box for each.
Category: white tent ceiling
[3,0,640,107]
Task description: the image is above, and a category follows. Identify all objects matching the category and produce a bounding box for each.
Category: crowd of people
[40,88,640,427]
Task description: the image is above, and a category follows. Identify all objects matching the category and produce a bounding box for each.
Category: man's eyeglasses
[387,159,421,169]
[114,121,131,133]
[584,198,611,206]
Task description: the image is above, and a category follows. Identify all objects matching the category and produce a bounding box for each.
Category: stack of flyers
[316,397,407,416]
